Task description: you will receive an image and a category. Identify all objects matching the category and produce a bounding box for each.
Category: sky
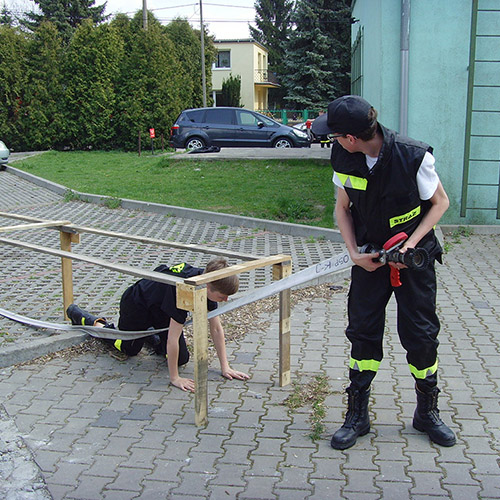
[5,0,257,40]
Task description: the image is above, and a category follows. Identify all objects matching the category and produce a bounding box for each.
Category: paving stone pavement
[1,168,500,499]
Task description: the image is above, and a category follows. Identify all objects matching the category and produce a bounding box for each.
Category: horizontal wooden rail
[0,221,72,233]
[185,254,291,285]
[0,236,184,286]
[0,211,258,261]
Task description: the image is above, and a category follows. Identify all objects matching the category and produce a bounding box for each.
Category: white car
[0,141,9,168]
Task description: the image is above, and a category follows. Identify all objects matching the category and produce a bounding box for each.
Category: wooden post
[274,260,292,386]
[177,282,209,427]
[60,231,80,320]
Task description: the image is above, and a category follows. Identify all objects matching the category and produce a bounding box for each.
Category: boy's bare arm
[167,318,195,392]
[209,316,249,380]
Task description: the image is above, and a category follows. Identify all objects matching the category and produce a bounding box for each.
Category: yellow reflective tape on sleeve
[389,205,421,228]
[336,173,368,191]
[350,357,381,372]
[114,339,123,352]
[409,360,438,379]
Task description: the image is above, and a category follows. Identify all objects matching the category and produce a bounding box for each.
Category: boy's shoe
[66,304,106,326]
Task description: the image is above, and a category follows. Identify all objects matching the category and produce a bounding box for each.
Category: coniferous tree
[112,12,186,149]
[0,24,28,145]
[250,0,294,108]
[283,0,351,110]
[0,3,14,26]
[62,19,123,149]
[23,0,108,41]
[164,18,216,109]
[19,22,65,149]
[250,0,293,69]
[219,74,241,107]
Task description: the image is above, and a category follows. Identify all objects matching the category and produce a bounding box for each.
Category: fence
[0,211,292,427]
[258,109,323,125]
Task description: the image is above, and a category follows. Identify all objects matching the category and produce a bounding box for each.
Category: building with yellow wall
[212,39,279,111]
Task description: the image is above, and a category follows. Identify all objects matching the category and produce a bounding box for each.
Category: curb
[0,331,89,369]
[5,165,344,243]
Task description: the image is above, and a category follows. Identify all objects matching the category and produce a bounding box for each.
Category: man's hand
[171,376,195,392]
[222,367,250,381]
[352,251,385,272]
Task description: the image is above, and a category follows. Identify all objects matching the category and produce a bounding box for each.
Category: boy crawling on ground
[67,257,249,392]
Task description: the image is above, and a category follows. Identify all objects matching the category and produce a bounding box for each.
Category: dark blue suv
[169,107,311,150]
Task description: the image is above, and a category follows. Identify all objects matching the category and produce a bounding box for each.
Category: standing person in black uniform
[67,257,249,392]
[312,95,455,449]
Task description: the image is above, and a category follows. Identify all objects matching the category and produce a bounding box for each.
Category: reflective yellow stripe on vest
[409,360,438,379]
[336,173,368,191]
[350,357,381,372]
[389,205,421,228]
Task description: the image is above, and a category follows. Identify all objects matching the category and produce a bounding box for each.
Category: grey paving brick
[67,474,113,499]
[91,410,125,428]
[239,474,278,499]
[211,462,249,486]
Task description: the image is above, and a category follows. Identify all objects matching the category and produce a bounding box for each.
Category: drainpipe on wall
[400,0,411,135]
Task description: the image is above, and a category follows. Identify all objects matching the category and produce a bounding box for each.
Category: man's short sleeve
[417,151,440,200]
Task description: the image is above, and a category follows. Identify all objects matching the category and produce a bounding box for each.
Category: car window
[183,109,205,123]
[236,110,260,126]
[254,113,277,127]
[205,108,235,125]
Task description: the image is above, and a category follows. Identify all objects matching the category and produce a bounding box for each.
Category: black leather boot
[67,304,106,326]
[330,387,370,450]
[413,386,456,447]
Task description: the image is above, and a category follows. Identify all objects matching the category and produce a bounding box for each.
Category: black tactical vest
[331,124,437,250]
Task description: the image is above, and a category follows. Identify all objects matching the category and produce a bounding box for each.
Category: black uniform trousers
[104,293,190,366]
[346,260,440,393]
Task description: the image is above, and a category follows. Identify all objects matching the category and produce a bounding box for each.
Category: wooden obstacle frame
[0,211,292,426]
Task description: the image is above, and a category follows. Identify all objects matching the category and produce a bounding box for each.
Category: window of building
[216,50,231,68]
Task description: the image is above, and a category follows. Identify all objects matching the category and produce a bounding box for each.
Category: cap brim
[311,114,334,136]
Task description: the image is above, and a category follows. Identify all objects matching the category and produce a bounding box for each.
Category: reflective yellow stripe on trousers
[350,358,381,372]
[409,360,438,379]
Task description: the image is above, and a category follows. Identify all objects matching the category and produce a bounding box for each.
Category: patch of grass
[284,374,331,441]
[451,225,473,244]
[63,189,81,202]
[15,151,335,228]
[444,225,474,252]
[104,197,122,209]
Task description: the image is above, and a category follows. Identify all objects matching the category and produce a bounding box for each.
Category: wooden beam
[0,221,71,233]
[59,232,74,319]
[184,255,291,285]
[177,283,209,427]
[0,236,184,286]
[276,261,292,387]
[0,211,258,261]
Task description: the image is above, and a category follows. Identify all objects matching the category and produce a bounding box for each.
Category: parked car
[169,107,311,150]
[0,141,9,169]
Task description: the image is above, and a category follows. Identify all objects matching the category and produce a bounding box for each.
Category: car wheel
[185,137,205,151]
[273,138,293,148]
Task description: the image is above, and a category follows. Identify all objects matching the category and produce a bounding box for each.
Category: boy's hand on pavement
[171,376,195,392]
[222,367,250,381]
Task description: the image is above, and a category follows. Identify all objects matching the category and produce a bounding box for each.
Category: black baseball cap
[311,95,374,136]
